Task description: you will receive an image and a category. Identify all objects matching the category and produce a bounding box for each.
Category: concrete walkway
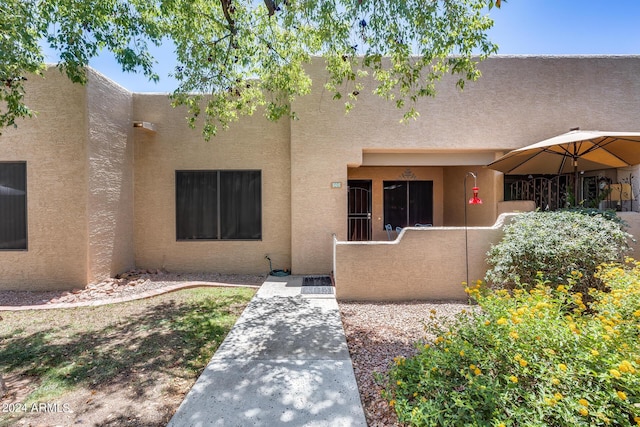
[167,276,368,427]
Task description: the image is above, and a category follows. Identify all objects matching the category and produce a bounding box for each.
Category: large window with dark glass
[0,162,27,250]
[176,170,261,240]
[383,180,433,229]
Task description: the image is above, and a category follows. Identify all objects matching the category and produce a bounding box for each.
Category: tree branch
[264,0,276,16]
[220,0,236,34]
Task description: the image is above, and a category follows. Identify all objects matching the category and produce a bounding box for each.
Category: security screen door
[347,180,372,241]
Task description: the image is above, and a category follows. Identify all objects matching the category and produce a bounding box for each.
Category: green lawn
[0,287,256,426]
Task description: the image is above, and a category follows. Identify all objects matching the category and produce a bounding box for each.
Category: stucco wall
[132,95,291,275]
[290,56,640,274]
[0,68,89,290]
[86,70,135,283]
[334,215,513,301]
[618,212,640,257]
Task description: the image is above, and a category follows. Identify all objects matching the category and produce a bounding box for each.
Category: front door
[347,180,372,241]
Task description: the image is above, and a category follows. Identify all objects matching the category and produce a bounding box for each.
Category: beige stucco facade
[1,56,640,291]
[131,95,292,275]
[0,69,135,290]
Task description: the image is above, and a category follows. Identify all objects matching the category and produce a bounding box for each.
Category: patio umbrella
[486,129,640,202]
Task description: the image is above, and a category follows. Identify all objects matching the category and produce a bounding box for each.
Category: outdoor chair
[385,224,393,240]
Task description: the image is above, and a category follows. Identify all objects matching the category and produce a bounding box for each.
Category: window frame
[175,169,262,241]
[0,161,28,251]
[383,180,433,229]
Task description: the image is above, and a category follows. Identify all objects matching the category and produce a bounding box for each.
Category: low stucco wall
[334,214,514,301]
[335,212,640,302]
[497,200,536,215]
[619,212,640,256]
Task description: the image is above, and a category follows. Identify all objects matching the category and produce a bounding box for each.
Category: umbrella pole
[574,161,579,207]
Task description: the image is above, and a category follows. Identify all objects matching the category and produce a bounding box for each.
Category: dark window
[0,162,27,250]
[383,180,433,229]
[176,170,261,240]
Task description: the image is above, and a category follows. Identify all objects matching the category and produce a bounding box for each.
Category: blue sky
[44,0,640,92]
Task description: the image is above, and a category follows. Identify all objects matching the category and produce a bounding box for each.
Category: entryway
[347,180,372,241]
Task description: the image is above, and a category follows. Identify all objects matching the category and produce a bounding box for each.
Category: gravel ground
[339,301,470,427]
[0,270,265,307]
[1,274,471,426]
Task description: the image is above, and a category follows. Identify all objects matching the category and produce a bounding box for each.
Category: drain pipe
[332,234,338,288]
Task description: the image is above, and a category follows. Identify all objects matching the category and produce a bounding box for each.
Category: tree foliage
[1,0,502,138]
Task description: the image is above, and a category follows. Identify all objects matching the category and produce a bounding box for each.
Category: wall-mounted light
[132,121,157,132]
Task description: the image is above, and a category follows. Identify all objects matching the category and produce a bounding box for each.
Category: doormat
[302,276,333,287]
[301,286,334,295]
[301,276,334,294]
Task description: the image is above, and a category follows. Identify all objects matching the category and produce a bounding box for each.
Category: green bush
[485,210,631,292]
[383,261,640,427]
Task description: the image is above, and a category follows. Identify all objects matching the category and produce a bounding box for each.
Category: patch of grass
[0,287,255,410]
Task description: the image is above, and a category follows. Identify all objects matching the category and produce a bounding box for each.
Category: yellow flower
[509,375,518,383]
[497,423,506,427]
[459,350,465,357]
[469,364,476,370]
[389,399,396,407]
[497,317,508,325]
[591,349,599,356]
[519,359,528,368]
[610,369,621,379]
[616,390,628,400]
[551,377,560,385]
[579,407,589,416]
[634,416,640,425]
[554,392,563,400]
[474,368,482,376]
[579,398,589,407]
[619,360,635,374]
[509,330,519,340]
[397,380,402,385]
[558,363,567,372]
[484,320,491,326]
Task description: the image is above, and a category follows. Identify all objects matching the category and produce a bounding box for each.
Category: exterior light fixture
[132,121,157,132]
[464,172,482,287]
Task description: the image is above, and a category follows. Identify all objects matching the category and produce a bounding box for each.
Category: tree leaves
[2,0,503,139]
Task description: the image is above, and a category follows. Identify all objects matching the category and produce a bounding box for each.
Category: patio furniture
[385,224,393,240]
